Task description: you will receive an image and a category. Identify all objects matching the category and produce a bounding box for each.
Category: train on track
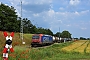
[31,34,71,47]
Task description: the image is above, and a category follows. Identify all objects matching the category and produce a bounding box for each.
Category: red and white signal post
[3,31,14,60]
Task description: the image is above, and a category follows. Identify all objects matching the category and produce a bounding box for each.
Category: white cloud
[22,0,52,5]
[33,13,39,17]
[81,28,87,30]
[66,24,71,27]
[69,0,80,6]
[9,0,21,16]
[80,10,89,14]
[9,0,52,17]
[73,10,89,16]
[74,11,79,15]
[48,9,55,17]
[9,0,19,5]
[41,8,90,33]
[50,4,53,9]
[0,2,1,5]
[59,7,64,10]
[57,20,62,23]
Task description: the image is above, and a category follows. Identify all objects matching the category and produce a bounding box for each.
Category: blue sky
[0,0,90,38]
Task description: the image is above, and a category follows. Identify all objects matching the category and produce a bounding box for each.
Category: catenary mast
[20,1,24,44]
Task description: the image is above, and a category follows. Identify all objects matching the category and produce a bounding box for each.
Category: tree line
[0,3,72,38]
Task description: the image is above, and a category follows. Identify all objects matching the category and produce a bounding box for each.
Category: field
[61,40,90,53]
[0,31,90,60]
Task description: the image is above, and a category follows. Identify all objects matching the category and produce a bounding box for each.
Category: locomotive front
[31,34,43,46]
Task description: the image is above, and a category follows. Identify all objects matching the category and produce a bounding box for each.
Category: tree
[36,27,53,35]
[30,25,37,34]
[0,3,18,32]
[80,37,86,40]
[61,30,72,38]
[46,29,53,35]
[55,32,61,37]
[23,18,33,33]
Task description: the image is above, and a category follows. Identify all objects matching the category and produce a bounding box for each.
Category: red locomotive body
[31,34,53,47]
[31,34,43,45]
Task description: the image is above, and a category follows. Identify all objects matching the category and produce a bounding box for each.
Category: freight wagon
[53,36,61,43]
[31,34,53,47]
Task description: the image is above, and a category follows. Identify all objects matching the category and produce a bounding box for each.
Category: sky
[0,0,90,38]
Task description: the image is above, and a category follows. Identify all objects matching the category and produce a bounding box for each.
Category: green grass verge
[1,41,90,60]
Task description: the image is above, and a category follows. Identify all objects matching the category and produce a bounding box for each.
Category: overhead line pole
[20,1,24,44]
[59,27,60,41]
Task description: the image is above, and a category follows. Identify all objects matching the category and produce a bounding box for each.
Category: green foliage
[54,32,61,37]
[55,30,72,38]
[23,18,33,33]
[37,27,53,35]
[61,30,72,38]
[0,3,18,32]
[80,37,87,40]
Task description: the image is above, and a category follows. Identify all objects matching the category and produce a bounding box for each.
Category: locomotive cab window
[32,36,39,39]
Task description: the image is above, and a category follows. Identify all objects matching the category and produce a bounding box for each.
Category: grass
[8,41,90,60]
[11,42,73,60]
[0,31,33,60]
[1,31,90,60]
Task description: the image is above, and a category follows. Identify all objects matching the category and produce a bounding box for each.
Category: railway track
[28,42,61,49]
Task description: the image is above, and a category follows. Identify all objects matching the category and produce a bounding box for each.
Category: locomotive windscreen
[32,35,39,39]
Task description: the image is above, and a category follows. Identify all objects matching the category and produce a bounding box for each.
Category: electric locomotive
[31,34,53,47]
